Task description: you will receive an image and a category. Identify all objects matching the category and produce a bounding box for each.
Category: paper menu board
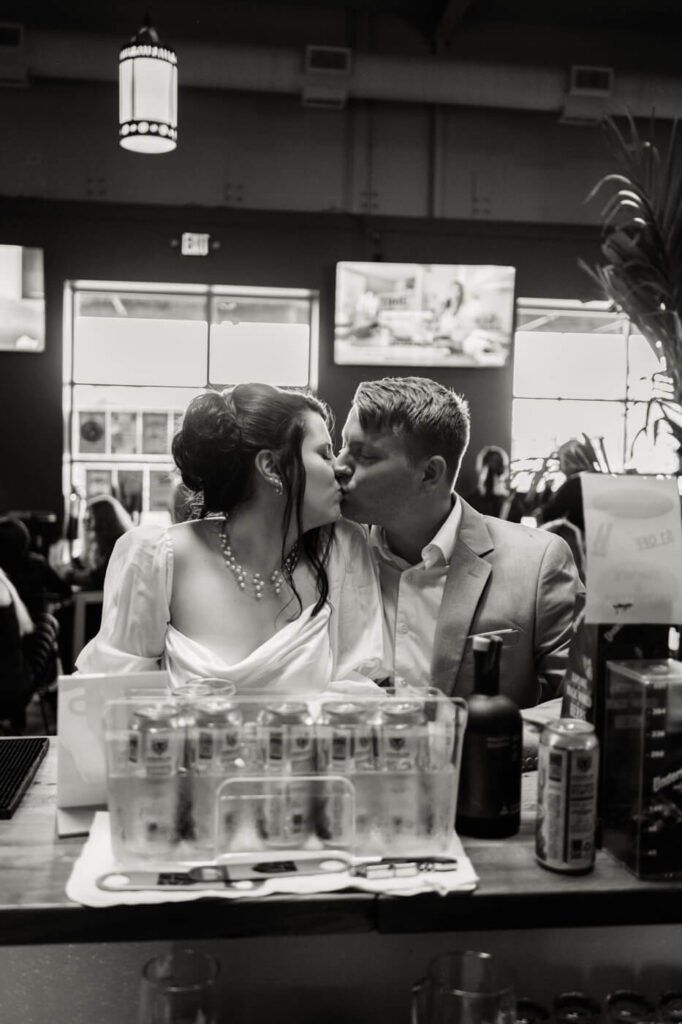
[582,473,682,624]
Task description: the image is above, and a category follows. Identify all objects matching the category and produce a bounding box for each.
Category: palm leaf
[582,111,682,407]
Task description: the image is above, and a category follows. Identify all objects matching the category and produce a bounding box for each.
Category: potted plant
[580,113,682,463]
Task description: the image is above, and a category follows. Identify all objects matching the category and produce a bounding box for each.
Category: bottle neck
[472,637,502,696]
[473,661,499,696]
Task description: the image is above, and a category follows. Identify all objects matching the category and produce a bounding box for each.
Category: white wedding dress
[76,519,387,692]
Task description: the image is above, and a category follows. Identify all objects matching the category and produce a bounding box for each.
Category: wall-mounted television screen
[0,244,45,353]
[334,262,516,367]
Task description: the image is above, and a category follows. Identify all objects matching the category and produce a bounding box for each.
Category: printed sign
[181,232,210,256]
[582,474,682,624]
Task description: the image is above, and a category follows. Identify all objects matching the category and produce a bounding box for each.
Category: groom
[335,376,583,708]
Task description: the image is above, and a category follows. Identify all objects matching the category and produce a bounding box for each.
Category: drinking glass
[174,678,237,723]
[176,677,237,700]
[659,990,682,1024]
[411,950,516,1024]
[138,948,220,1024]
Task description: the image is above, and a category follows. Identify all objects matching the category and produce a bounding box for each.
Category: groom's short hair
[352,376,470,484]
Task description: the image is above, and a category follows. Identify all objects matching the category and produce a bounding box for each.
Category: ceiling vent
[569,65,614,97]
[559,65,614,126]
[305,45,352,75]
[302,45,352,110]
[0,23,27,86]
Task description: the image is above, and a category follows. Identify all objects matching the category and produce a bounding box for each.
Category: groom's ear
[421,455,449,492]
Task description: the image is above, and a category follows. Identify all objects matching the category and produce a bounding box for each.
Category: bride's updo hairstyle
[172,383,334,616]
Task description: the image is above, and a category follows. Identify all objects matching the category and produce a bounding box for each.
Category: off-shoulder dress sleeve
[75,524,173,676]
[326,520,389,682]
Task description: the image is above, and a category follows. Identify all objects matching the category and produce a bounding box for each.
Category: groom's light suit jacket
[427,498,584,708]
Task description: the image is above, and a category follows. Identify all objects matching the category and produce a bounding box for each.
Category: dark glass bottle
[455,634,522,838]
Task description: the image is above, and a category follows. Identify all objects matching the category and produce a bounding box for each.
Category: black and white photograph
[1,1,682,1022]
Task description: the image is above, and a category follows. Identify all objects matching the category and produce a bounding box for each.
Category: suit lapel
[430,499,494,696]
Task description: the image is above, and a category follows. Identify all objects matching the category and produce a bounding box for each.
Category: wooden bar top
[1,741,681,946]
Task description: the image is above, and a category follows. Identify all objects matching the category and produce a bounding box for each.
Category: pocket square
[465,628,520,648]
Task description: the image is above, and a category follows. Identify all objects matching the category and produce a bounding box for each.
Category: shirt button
[398,623,409,634]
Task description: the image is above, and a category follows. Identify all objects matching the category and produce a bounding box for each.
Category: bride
[76,383,387,691]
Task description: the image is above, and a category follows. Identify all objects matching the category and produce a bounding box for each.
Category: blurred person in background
[0,515,52,620]
[0,562,35,731]
[462,445,525,523]
[169,473,193,524]
[0,514,69,616]
[539,437,601,534]
[53,494,133,590]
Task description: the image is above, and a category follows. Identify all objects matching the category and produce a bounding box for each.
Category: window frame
[62,280,320,520]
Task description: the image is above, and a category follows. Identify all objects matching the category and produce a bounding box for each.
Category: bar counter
[2,741,681,946]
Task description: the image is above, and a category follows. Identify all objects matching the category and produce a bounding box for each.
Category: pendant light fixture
[119,16,178,153]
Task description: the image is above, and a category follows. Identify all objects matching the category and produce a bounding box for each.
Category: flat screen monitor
[0,244,45,352]
[334,261,516,367]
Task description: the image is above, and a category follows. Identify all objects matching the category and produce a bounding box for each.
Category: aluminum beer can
[189,698,244,853]
[316,701,374,847]
[376,700,429,844]
[126,704,183,855]
[257,701,315,848]
[535,718,599,873]
[192,698,244,771]
[258,701,315,772]
[316,700,374,772]
[375,700,428,770]
[128,704,183,776]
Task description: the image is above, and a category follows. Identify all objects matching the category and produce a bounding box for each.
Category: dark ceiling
[6,0,682,75]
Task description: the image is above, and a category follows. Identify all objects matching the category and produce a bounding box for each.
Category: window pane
[627,332,665,400]
[73,384,203,411]
[75,291,207,321]
[209,322,310,386]
[212,295,311,325]
[74,316,208,385]
[511,399,626,471]
[67,284,318,521]
[513,332,626,399]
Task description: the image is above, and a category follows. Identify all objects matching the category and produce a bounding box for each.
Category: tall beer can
[126,704,183,856]
[375,700,429,844]
[316,700,374,848]
[189,698,244,852]
[536,718,599,873]
[257,701,315,848]
[375,700,428,771]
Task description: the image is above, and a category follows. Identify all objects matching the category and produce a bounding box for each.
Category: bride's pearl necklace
[218,520,296,601]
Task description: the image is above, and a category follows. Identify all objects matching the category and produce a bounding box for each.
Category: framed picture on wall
[334,262,516,368]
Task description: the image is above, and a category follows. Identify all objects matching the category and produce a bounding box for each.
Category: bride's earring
[272,478,283,497]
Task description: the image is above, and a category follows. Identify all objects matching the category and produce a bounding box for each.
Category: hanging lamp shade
[119,18,177,153]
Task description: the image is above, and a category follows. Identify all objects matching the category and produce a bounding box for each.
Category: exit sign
[181,232,210,256]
